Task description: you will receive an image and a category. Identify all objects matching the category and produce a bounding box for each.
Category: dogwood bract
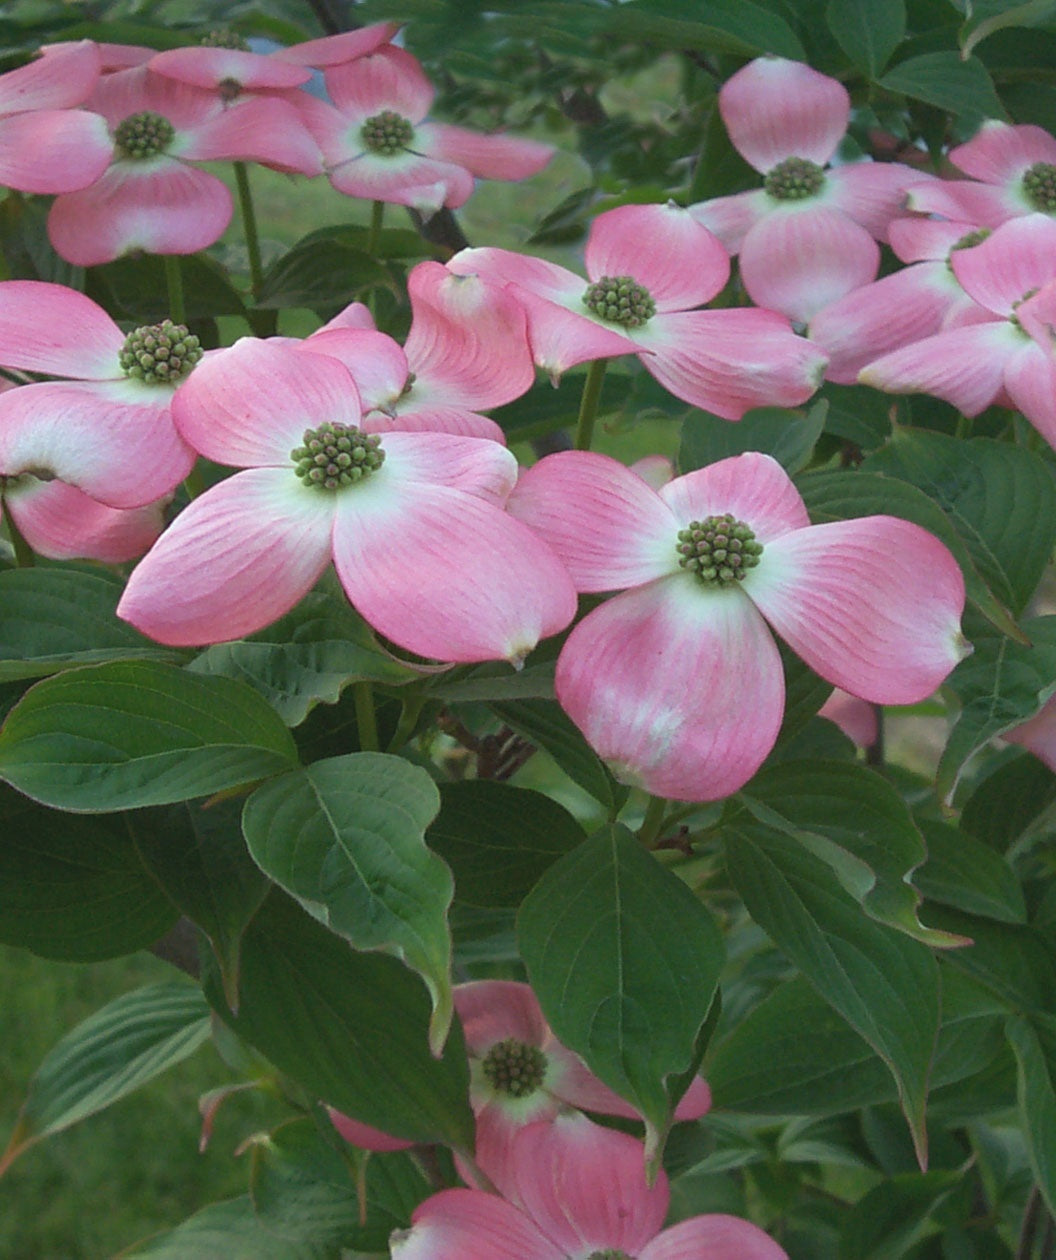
[510,450,968,800]
[116,338,576,661]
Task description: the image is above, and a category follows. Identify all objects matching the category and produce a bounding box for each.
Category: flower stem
[637,795,668,847]
[354,680,380,752]
[164,254,185,326]
[182,464,206,501]
[573,358,607,452]
[367,199,385,256]
[4,502,35,567]
[234,161,278,337]
[387,694,425,754]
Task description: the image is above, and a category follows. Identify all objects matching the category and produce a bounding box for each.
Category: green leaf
[0,783,177,961]
[256,236,391,310]
[879,51,1008,120]
[203,893,473,1151]
[960,752,1056,852]
[0,660,299,811]
[797,467,1023,639]
[923,905,1056,1014]
[826,0,906,75]
[724,820,940,1164]
[115,1196,333,1259]
[489,697,625,810]
[937,616,1056,802]
[519,825,723,1164]
[189,591,426,726]
[739,759,957,947]
[862,430,1056,615]
[838,1170,964,1259]
[0,982,209,1175]
[960,0,1056,57]
[604,0,806,58]
[1007,1014,1056,1217]
[130,800,271,1011]
[89,252,247,321]
[427,660,556,702]
[242,753,453,1053]
[914,818,1027,923]
[679,401,827,477]
[0,566,178,682]
[248,1118,429,1252]
[427,780,585,908]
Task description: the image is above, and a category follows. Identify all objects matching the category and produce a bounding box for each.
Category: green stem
[354,681,380,752]
[234,161,264,299]
[164,254,185,325]
[387,694,425,754]
[4,497,35,567]
[182,463,206,501]
[637,795,668,847]
[573,359,607,452]
[366,199,385,256]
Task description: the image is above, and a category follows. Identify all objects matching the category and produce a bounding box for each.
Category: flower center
[1023,162,1056,213]
[676,514,763,586]
[291,422,385,491]
[200,29,250,49]
[587,1252,635,1259]
[480,1037,547,1099]
[764,155,826,201]
[582,274,656,327]
[114,111,175,160]
[119,320,202,385]
[360,110,415,156]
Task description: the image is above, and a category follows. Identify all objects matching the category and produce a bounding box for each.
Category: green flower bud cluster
[361,110,415,156]
[292,422,385,491]
[764,155,825,201]
[677,513,763,586]
[200,29,250,49]
[1023,162,1056,213]
[114,111,175,160]
[586,1251,634,1260]
[582,274,656,327]
[481,1037,546,1099]
[119,320,202,385]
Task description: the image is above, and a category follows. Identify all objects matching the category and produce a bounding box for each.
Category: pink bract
[298,44,553,214]
[448,201,826,418]
[1,477,164,563]
[47,64,321,266]
[391,1113,788,1260]
[509,450,968,801]
[860,213,1056,446]
[116,338,576,663]
[0,41,113,194]
[688,56,923,322]
[0,280,196,508]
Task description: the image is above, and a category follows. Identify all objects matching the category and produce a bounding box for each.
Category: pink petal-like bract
[641,1215,790,1260]
[818,688,879,748]
[327,1108,415,1153]
[719,56,850,172]
[0,39,100,113]
[277,21,400,68]
[739,205,880,323]
[950,119,1056,186]
[1004,695,1056,773]
[422,121,554,181]
[390,1188,561,1260]
[746,516,968,703]
[0,108,112,195]
[949,212,1056,317]
[3,477,164,563]
[0,280,124,378]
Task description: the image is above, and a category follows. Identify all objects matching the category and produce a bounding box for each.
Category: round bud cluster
[481,1037,547,1099]
[950,228,991,253]
[586,1251,634,1260]
[764,155,826,201]
[360,110,415,156]
[114,111,176,160]
[119,320,203,385]
[1023,162,1056,213]
[582,274,656,327]
[677,513,763,586]
[200,29,250,49]
[291,422,385,491]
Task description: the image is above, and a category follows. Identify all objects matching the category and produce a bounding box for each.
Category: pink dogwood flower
[276,20,401,70]
[859,213,1056,445]
[448,201,827,418]
[688,56,923,323]
[0,280,198,508]
[809,217,994,383]
[509,450,967,801]
[47,64,321,266]
[294,261,537,442]
[148,34,314,104]
[1,476,164,563]
[906,120,1056,227]
[1004,694,1056,773]
[391,1112,788,1260]
[116,338,576,661]
[0,40,112,194]
[298,44,553,214]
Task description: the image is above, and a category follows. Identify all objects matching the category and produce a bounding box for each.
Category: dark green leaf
[604,0,806,59]
[242,754,453,1052]
[89,253,247,321]
[257,237,391,310]
[203,893,473,1150]
[519,825,723,1163]
[115,1196,333,1259]
[0,783,177,961]
[838,1170,964,1259]
[826,0,906,75]
[0,566,177,682]
[1007,1014,1056,1217]
[679,401,827,477]
[879,51,1008,121]
[923,905,1056,1015]
[914,818,1026,923]
[0,661,299,811]
[724,820,940,1163]
[428,780,584,908]
[960,752,1056,852]
[960,0,1056,57]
